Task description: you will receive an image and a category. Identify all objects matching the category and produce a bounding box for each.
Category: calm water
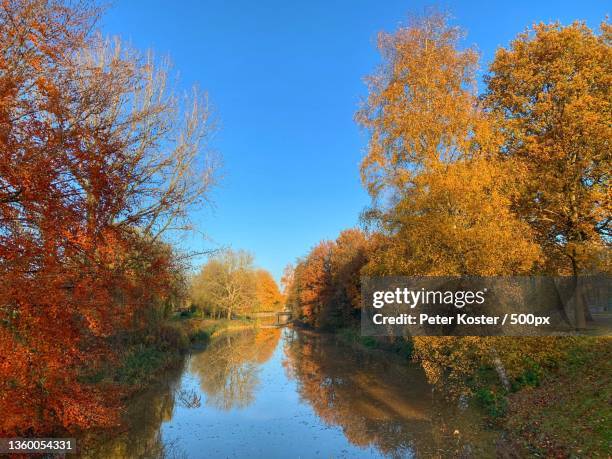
[83,328,498,458]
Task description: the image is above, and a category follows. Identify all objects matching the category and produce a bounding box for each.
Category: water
[83,328,498,458]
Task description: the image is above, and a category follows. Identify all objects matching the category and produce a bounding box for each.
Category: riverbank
[176,316,259,343]
[308,323,611,457]
[116,316,260,388]
[501,337,611,457]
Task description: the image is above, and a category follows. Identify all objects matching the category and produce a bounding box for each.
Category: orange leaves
[35,74,60,102]
[370,158,542,277]
[353,11,538,279]
[0,1,204,436]
[356,11,484,199]
[286,230,369,329]
[484,20,611,276]
[254,269,283,312]
[286,13,610,410]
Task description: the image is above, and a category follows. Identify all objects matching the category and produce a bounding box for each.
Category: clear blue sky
[101,1,608,281]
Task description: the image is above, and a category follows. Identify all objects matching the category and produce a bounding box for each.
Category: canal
[82,328,498,458]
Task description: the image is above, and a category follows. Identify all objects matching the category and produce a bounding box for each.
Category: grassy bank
[501,338,611,457]
[328,326,611,456]
[82,316,258,394]
[173,315,258,343]
[335,326,414,359]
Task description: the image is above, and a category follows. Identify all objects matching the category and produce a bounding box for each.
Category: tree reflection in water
[80,362,188,459]
[80,328,497,458]
[283,329,498,458]
[189,328,281,410]
[81,328,281,458]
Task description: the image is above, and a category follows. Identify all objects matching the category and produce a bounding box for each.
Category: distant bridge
[249,311,293,326]
[275,311,292,325]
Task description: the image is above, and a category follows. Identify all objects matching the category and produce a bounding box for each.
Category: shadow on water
[283,329,498,458]
[80,362,187,459]
[80,327,497,458]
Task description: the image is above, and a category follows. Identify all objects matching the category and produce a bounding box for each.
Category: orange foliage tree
[0,0,216,435]
[254,269,284,312]
[353,11,590,397]
[286,229,370,329]
[484,20,611,326]
[357,12,609,398]
[289,11,610,401]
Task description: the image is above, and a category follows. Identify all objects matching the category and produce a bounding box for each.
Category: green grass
[174,316,258,349]
[503,339,612,457]
[475,386,509,419]
[335,327,414,358]
[116,345,169,385]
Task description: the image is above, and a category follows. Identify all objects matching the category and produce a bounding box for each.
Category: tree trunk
[571,256,586,330]
[491,347,511,391]
[551,278,572,327]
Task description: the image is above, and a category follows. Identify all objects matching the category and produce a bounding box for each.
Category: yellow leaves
[348,14,612,401]
[254,269,283,312]
[485,18,611,275]
[359,12,609,279]
[368,157,542,277]
[357,11,492,202]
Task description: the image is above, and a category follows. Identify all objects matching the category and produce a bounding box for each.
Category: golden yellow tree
[254,269,283,312]
[191,250,257,319]
[484,20,611,327]
[356,12,546,397]
[366,159,541,276]
[357,11,541,277]
[356,11,500,199]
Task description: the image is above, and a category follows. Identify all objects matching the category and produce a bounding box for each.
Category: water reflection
[81,329,281,458]
[80,363,186,459]
[189,328,281,410]
[80,327,498,458]
[283,329,498,458]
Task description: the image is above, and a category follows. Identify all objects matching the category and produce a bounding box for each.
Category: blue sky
[101,1,608,281]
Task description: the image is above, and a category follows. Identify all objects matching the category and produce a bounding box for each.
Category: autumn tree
[356,11,495,200]
[280,263,295,297]
[286,241,334,327]
[286,230,371,329]
[363,159,542,277]
[254,269,283,312]
[484,20,611,327]
[0,0,217,435]
[326,229,369,325]
[355,11,545,396]
[191,250,257,319]
[284,263,302,318]
[356,11,541,277]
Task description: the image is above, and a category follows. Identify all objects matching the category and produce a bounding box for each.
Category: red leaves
[287,229,369,328]
[0,1,194,436]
